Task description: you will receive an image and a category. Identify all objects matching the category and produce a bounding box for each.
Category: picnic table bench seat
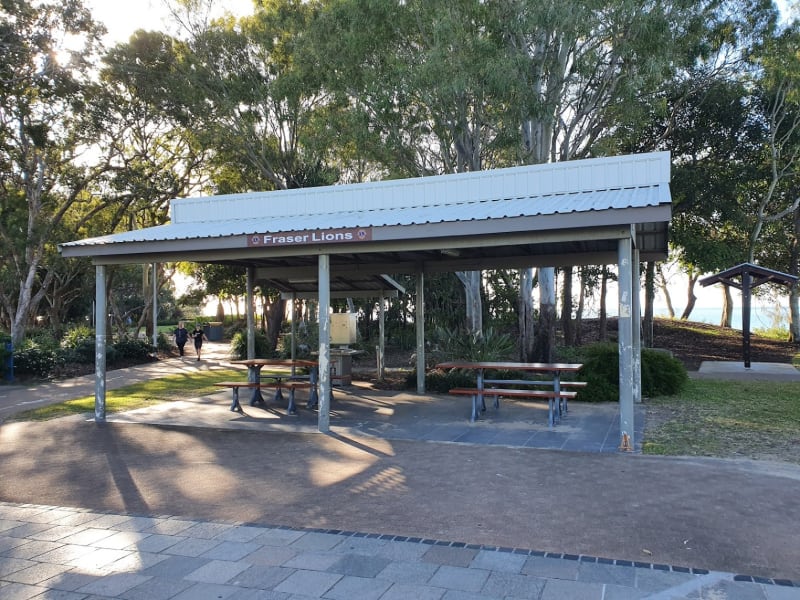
[482,379,587,388]
[448,387,578,426]
[481,379,586,415]
[215,380,312,414]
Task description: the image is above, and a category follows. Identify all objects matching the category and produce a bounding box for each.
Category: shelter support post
[743,269,751,368]
[318,254,331,432]
[152,262,158,348]
[246,267,256,360]
[416,270,425,394]
[290,292,297,371]
[618,236,635,450]
[378,293,385,380]
[95,265,107,423]
[632,247,642,403]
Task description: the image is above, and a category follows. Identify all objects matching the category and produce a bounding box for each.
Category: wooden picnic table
[435,361,584,426]
[229,358,319,409]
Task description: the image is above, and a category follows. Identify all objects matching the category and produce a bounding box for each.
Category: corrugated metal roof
[168,151,670,223]
[62,183,669,248]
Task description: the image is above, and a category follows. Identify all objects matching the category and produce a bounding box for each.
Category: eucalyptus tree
[649,77,764,322]
[302,0,774,358]
[606,6,793,331]
[747,27,800,258]
[173,1,337,193]
[746,25,800,339]
[489,0,777,359]
[0,0,109,346]
[95,31,218,337]
[148,1,346,339]
[301,0,520,337]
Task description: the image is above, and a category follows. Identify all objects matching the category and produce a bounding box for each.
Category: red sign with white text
[247,227,373,247]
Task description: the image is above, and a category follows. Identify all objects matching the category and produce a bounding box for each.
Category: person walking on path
[191,324,207,361]
[173,321,189,357]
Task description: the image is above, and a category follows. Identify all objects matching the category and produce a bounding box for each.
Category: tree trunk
[599,267,608,341]
[534,267,556,361]
[656,264,675,318]
[574,267,586,346]
[790,211,799,343]
[455,271,483,335]
[561,266,573,346]
[518,268,535,361]
[721,286,734,328]
[643,262,655,347]
[266,297,286,351]
[679,271,699,320]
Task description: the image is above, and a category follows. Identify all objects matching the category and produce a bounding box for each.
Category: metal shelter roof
[271,274,405,299]
[699,263,799,290]
[59,151,672,281]
[699,263,797,368]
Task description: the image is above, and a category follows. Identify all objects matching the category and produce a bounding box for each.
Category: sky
[85,0,254,44]
[86,0,798,43]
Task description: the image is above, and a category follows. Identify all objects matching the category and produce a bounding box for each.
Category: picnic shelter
[59,151,673,448]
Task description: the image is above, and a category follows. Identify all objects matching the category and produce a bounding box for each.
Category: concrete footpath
[0,347,798,599]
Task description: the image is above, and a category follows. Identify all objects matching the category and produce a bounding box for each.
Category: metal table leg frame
[470,393,479,422]
[230,388,242,413]
[306,368,319,409]
[249,367,265,407]
[286,387,298,415]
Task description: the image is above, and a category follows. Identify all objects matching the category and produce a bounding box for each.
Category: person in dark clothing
[174,321,189,357]
[191,325,207,361]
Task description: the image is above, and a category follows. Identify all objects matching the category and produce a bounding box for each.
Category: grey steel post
[152,262,158,348]
[378,292,385,380]
[246,266,256,360]
[416,270,425,394]
[618,236,635,449]
[318,254,331,432]
[95,265,107,422]
[743,268,752,368]
[290,292,297,373]
[632,247,642,403]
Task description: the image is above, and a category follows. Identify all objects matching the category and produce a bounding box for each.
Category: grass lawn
[643,378,800,464]
[8,369,243,422]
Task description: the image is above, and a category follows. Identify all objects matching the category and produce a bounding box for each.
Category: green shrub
[60,326,96,364]
[0,333,12,379]
[14,346,56,378]
[230,330,274,360]
[112,337,154,361]
[641,348,689,397]
[22,330,59,353]
[156,332,172,354]
[105,345,118,365]
[575,342,688,402]
[430,326,515,364]
[277,328,318,359]
[61,325,94,349]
